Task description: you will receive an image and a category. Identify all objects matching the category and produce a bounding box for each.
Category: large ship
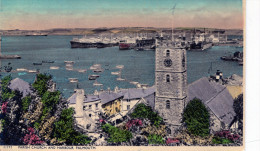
[189,29,212,51]
[70,36,119,48]
[118,37,136,50]
[189,41,212,51]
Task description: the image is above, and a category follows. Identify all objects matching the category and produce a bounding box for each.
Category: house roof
[9,78,32,98]
[68,87,156,105]
[188,77,235,125]
[99,91,124,105]
[121,87,155,100]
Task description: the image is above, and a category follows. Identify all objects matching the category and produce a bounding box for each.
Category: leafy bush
[148,134,165,145]
[102,123,132,143]
[212,137,233,144]
[1,75,15,101]
[32,73,52,96]
[183,98,210,137]
[22,96,32,112]
[130,103,163,127]
[233,94,243,122]
[53,108,91,145]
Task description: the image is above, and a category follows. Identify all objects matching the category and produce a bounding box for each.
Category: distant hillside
[0,27,243,36]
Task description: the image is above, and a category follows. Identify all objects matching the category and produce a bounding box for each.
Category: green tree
[183,98,210,137]
[1,75,15,101]
[130,103,163,127]
[233,94,243,122]
[32,73,52,96]
[21,96,32,112]
[52,108,91,145]
[102,123,132,143]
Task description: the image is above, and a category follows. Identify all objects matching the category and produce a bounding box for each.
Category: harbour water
[0,36,243,98]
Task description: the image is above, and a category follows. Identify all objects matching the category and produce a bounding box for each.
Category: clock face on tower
[164,59,172,67]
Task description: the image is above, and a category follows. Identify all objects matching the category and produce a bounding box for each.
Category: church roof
[188,77,236,125]
[9,78,32,98]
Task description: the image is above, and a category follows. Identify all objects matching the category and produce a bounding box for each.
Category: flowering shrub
[166,138,180,145]
[126,119,142,129]
[1,102,8,114]
[99,119,106,124]
[23,127,44,145]
[212,130,240,144]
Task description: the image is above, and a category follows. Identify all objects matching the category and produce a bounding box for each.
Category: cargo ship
[70,36,118,48]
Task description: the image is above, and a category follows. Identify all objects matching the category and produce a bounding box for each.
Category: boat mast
[171,4,177,42]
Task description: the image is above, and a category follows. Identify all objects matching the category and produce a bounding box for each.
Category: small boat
[111,71,120,75]
[93,68,103,73]
[88,75,100,80]
[93,81,103,86]
[42,60,55,63]
[50,66,60,70]
[116,65,124,69]
[69,78,78,83]
[64,61,75,64]
[90,64,101,70]
[77,69,87,73]
[16,68,28,72]
[66,67,73,71]
[130,81,139,85]
[238,61,243,66]
[33,63,42,65]
[28,70,38,73]
[116,78,125,81]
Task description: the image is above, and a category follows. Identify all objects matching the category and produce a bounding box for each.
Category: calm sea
[0,36,243,98]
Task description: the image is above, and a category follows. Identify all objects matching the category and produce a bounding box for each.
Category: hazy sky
[0,0,243,30]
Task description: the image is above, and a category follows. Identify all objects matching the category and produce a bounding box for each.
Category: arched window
[166,74,170,83]
[166,50,170,57]
[166,100,170,109]
[167,128,171,134]
[182,52,185,68]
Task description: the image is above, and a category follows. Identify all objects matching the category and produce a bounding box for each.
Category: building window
[182,53,185,68]
[166,50,170,57]
[127,99,131,102]
[89,105,92,109]
[83,106,86,110]
[167,128,171,134]
[95,103,98,109]
[166,74,170,83]
[89,114,92,117]
[115,107,119,112]
[166,100,170,109]
[127,105,130,110]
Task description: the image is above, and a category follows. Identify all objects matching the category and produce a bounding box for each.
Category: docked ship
[189,30,212,51]
[118,37,136,50]
[70,35,119,48]
[189,41,212,51]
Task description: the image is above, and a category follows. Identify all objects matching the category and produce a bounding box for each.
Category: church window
[166,50,170,57]
[166,74,170,82]
[167,128,171,134]
[182,53,185,68]
[166,100,170,109]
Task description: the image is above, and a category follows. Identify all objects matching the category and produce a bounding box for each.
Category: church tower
[155,40,187,136]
